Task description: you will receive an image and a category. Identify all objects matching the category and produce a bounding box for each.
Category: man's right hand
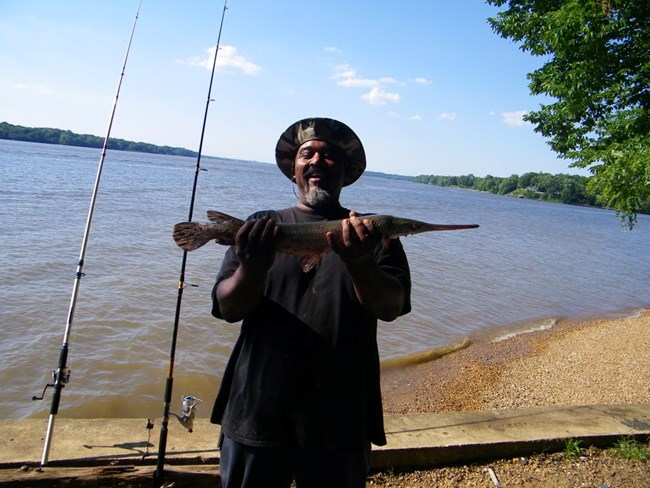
[235,217,278,274]
[216,217,278,323]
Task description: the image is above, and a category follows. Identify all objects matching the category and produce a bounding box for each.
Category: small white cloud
[15,83,51,94]
[414,77,432,85]
[379,77,401,85]
[438,112,457,121]
[386,112,421,120]
[332,64,378,88]
[339,78,379,88]
[332,64,355,78]
[333,64,402,106]
[182,45,261,75]
[323,46,341,54]
[501,110,530,126]
[361,87,400,106]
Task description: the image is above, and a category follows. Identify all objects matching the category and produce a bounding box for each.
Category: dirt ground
[2,444,649,488]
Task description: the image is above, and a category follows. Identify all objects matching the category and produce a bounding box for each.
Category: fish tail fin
[173,222,212,251]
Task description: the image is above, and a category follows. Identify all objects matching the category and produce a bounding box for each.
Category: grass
[563,438,583,460]
[610,437,650,461]
[562,437,650,462]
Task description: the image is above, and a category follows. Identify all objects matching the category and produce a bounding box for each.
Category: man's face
[294,140,346,209]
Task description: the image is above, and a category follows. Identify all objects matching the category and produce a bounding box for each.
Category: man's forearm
[347,258,405,321]
[215,265,267,322]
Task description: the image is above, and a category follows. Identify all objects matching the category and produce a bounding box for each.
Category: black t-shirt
[210,206,411,449]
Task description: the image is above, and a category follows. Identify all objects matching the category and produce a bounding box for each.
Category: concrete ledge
[373,403,650,469]
[2,403,649,471]
[1,418,221,468]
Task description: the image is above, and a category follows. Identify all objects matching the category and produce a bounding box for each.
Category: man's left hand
[327,211,380,265]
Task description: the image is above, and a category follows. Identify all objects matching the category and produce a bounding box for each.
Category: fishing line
[153,1,229,485]
[32,0,143,467]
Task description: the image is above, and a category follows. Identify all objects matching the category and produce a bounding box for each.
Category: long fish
[173,211,478,262]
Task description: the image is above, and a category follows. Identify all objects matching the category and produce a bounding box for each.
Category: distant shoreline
[0,127,412,181]
[0,121,198,158]
[3,122,647,216]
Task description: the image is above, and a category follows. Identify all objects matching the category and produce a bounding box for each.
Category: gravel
[375,311,650,486]
[367,448,649,487]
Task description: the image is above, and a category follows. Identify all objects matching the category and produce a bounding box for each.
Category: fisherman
[210,117,412,488]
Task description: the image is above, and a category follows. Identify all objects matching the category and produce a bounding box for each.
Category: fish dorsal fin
[300,255,322,273]
[206,210,243,225]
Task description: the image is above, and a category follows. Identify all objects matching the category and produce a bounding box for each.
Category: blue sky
[0,0,589,177]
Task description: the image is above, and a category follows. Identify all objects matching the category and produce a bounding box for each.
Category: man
[211,117,411,487]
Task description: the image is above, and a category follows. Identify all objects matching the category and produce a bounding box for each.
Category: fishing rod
[32,0,143,467]
[153,1,229,485]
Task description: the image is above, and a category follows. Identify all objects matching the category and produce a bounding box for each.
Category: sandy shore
[381,309,650,414]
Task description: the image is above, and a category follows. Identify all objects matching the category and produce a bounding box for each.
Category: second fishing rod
[153,1,229,486]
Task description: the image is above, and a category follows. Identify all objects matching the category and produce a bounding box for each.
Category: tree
[476,175,499,193]
[457,173,476,187]
[533,173,562,199]
[498,174,519,194]
[518,172,538,190]
[487,0,650,228]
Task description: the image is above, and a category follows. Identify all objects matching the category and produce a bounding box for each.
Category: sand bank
[381,310,650,414]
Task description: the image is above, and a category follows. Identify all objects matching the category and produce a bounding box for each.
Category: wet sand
[381,310,650,414]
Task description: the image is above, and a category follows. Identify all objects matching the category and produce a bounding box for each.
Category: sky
[0,0,590,178]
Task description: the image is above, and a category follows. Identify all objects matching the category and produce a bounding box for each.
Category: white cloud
[182,45,261,75]
[332,64,379,88]
[501,110,530,126]
[361,87,401,105]
[332,65,429,107]
[337,77,379,89]
[332,64,403,106]
[414,77,432,85]
[386,111,422,120]
[379,77,402,85]
[15,83,51,94]
[323,46,341,54]
[438,112,457,121]
[332,64,356,78]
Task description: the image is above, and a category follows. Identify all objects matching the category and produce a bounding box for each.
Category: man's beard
[303,184,337,209]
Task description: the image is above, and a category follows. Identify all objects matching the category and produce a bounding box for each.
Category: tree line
[413,172,650,214]
[0,122,198,157]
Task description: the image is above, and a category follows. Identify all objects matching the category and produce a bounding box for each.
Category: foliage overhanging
[487,0,650,228]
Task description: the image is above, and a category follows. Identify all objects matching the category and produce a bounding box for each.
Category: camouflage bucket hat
[275,117,366,186]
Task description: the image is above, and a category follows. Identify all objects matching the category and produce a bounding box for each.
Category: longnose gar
[173,210,478,257]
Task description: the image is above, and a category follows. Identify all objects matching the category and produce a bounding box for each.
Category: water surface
[1,140,648,419]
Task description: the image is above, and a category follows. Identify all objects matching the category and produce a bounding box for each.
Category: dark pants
[219,435,371,488]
